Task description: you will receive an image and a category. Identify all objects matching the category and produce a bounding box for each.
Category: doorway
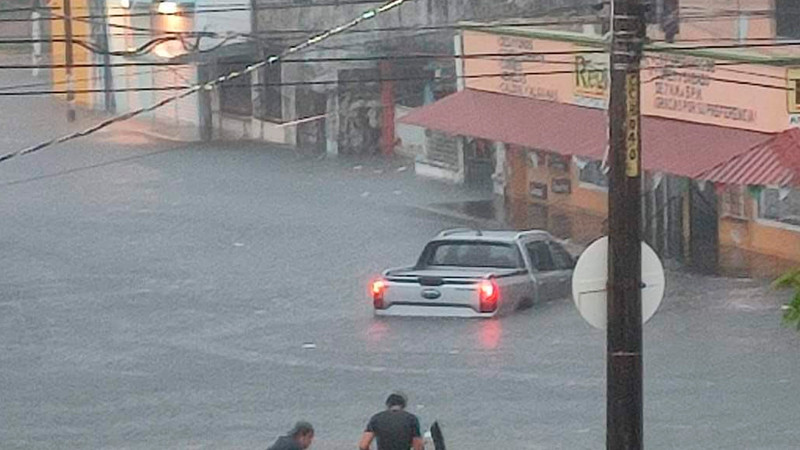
[689,180,719,273]
[464,138,495,192]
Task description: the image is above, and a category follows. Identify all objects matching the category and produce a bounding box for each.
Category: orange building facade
[465,25,800,275]
[402,22,800,276]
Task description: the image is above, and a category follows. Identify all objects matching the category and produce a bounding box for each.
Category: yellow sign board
[787,68,800,114]
[574,53,609,100]
[626,72,640,178]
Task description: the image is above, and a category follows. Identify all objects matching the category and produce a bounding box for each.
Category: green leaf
[781,294,800,328]
[773,268,800,290]
[776,269,800,331]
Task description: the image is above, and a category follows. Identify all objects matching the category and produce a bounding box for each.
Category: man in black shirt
[267,421,315,450]
[358,393,424,450]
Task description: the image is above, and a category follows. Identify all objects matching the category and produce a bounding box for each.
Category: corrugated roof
[699,127,800,186]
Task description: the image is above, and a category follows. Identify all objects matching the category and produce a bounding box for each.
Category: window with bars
[218,58,253,117]
[578,159,608,188]
[254,60,282,122]
[759,187,800,227]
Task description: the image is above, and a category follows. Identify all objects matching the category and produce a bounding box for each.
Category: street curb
[125,129,199,144]
[413,205,506,229]
[122,122,202,144]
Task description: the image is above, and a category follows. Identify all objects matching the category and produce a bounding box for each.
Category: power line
[5,0,608,18]
[0,0,404,22]
[0,5,780,23]
[6,16,605,39]
[4,35,800,70]
[6,3,793,160]
[7,16,800,59]
[0,45,793,95]
[5,45,800,70]
[7,10,789,47]
[0,64,790,97]
[0,43,793,96]
[0,50,606,69]
[0,63,190,92]
[0,0,414,163]
[22,31,800,46]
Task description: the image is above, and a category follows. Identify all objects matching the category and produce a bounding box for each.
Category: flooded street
[0,137,796,449]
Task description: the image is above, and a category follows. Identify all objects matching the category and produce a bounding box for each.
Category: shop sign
[787,68,800,114]
[464,30,788,133]
[642,53,758,126]
[496,35,560,102]
[574,52,608,109]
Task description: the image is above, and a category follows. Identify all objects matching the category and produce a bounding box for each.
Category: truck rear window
[423,242,523,268]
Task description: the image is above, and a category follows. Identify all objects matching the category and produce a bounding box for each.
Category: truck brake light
[371,279,387,309]
[479,279,499,313]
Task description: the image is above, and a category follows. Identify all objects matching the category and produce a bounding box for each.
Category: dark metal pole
[91,0,116,113]
[607,0,644,448]
[64,0,76,122]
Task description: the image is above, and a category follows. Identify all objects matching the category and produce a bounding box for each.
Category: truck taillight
[478,279,499,313]
[371,279,387,309]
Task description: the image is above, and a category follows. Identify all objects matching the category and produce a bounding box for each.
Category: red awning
[399,89,770,178]
[699,128,800,187]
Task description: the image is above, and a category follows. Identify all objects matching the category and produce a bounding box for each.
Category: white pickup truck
[370,229,576,318]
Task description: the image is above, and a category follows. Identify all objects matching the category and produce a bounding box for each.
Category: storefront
[400,26,800,274]
[700,129,800,276]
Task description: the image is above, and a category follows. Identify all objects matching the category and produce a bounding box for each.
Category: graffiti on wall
[338,69,382,156]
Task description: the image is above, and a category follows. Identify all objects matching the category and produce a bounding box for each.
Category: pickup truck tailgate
[377,267,520,317]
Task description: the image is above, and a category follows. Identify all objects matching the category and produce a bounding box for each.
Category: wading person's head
[290,421,315,449]
[385,392,407,410]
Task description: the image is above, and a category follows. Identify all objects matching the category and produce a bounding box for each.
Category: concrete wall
[0,0,35,41]
[195,0,251,37]
[395,105,426,158]
[253,0,599,152]
[720,196,800,264]
[651,0,774,43]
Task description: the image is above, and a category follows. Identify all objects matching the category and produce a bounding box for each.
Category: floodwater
[429,197,798,280]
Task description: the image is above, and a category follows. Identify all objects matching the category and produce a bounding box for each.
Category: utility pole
[607,0,645,448]
[63,0,76,122]
[91,0,116,114]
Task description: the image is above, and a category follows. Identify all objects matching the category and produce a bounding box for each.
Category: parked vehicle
[370,228,575,318]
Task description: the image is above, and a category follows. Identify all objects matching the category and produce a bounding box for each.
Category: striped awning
[699,128,800,187]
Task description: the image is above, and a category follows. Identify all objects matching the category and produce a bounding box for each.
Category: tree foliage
[774,268,800,331]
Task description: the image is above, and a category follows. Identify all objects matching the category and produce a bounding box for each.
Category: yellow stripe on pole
[625,71,640,178]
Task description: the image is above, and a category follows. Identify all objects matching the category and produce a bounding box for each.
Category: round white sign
[571,236,666,330]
